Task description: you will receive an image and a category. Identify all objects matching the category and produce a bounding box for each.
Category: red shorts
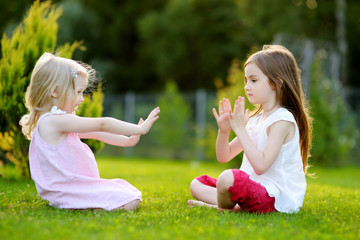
[196,169,276,214]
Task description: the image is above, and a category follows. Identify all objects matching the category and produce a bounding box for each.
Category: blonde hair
[245,45,313,173]
[20,52,96,140]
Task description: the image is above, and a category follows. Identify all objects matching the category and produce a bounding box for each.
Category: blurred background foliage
[2,0,359,92]
[309,50,359,167]
[0,1,104,177]
[0,0,359,176]
[153,81,192,159]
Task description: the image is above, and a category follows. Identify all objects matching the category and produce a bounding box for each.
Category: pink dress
[29,107,141,210]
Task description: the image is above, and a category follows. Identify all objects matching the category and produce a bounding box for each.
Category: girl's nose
[244,83,250,90]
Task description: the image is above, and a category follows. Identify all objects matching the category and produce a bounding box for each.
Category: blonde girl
[20,52,160,211]
[188,45,312,214]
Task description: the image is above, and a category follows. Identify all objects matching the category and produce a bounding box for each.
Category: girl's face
[64,76,87,113]
[244,62,277,106]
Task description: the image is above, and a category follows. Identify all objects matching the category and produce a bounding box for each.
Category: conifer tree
[0,0,103,177]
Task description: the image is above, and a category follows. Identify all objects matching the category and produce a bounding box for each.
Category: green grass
[1,157,359,240]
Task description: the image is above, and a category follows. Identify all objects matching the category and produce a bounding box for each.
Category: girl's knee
[217,170,234,193]
[190,178,202,196]
[216,170,236,209]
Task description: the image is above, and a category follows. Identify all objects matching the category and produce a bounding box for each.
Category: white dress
[240,108,306,213]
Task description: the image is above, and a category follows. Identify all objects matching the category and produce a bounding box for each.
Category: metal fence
[100,90,218,160]
[99,86,360,160]
[95,34,360,161]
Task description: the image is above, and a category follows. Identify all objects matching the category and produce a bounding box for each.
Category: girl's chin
[247,97,255,104]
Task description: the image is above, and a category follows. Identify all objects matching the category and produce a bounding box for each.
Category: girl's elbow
[254,168,265,175]
[127,137,139,147]
[254,165,270,175]
[217,155,230,163]
[99,117,112,132]
[98,118,107,132]
[217,158,225,163]
[128,141,138,147]
[117,140,136,147]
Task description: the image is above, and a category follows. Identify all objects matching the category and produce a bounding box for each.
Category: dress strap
[49,106,67,114]
[37,106,66,127]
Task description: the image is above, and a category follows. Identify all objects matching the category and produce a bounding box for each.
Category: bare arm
[213,98,243,163]
[215,131,243,163]
[79,132,140,147]
[54,107,160,136]
[229,97,292,175]
[40,107,160,145]
[232,121,292,174]
[79,118,145,147]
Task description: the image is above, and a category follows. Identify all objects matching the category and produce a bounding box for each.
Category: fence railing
[100,87,360,160]
[101,89,217,160]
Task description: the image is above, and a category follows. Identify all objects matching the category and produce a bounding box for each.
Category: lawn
[0,157,359,240]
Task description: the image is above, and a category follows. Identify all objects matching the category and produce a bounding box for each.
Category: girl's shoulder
[248,108,295,128]
[37,106,67,128]
[249,112,261,123]
[265,108,296,128]
[272,108,295,122]
[49,106,67,115]
[38,106,66,122]
[37,106,69,145]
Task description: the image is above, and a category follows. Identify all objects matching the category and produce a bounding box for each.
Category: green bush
[309,50,359,167]
[0,0,104,178]
[76,83,105,153]
[154,81,191,158]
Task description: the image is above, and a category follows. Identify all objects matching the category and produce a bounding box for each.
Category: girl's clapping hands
[212,98,232,134]
[229,96,249,133]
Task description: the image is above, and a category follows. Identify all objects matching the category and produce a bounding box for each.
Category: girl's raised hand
[229,96,249,132]
[140,107,160,134]
[213,98,232,134]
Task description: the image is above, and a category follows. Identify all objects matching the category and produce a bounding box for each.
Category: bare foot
[187,200,241,212]
[187,199,217,208]
[113,199,140,211]
[218,204,242,212]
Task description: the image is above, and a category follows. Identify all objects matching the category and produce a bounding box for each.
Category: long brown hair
[245,45,313,173]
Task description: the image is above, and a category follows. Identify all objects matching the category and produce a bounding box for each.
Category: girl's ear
[279,78,284,86]
[51,86,58,98]
[276,77,284,90]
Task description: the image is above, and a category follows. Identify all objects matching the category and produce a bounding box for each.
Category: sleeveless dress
[240,107,306,213]
[29,106,141,210]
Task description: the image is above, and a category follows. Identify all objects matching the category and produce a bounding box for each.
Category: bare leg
[188,173,240,212]
[189,178,217,205]
[216,170,236,209]
[187,199,218,208]
[187,200,241,212]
